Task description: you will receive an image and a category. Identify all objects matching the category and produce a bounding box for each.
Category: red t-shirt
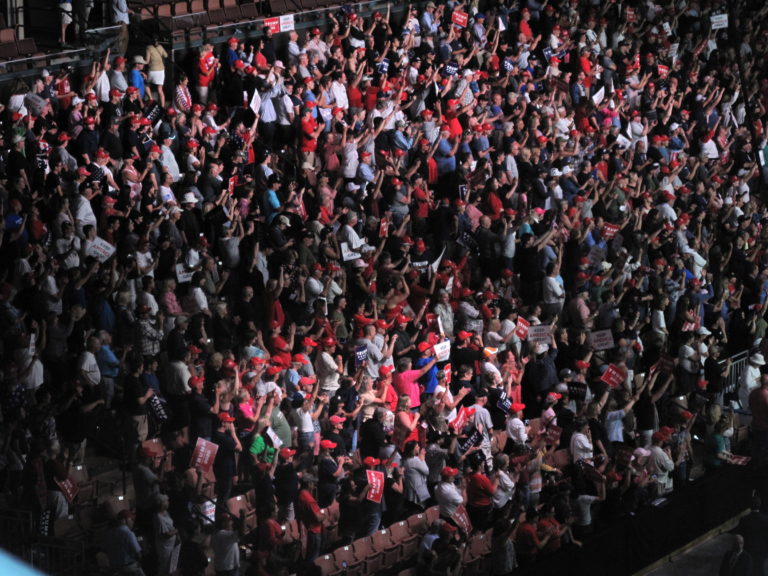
[301,117,318,152]
[538,517,561,553]
[297,490,323,533]
[516,522,541,557]
[348,85,364,109]
[198,52,216,87]
[269,335,292,367]
[466,472,495,507]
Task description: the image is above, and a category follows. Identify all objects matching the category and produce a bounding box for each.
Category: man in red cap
[274,447,300,522]
[649,429,674,496]
[435,466,463,520]
[188,374,222,444]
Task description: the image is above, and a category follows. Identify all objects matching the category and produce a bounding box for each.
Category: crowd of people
[2,0,768,574]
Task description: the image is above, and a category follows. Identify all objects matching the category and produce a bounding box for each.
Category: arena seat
[223,0,243,22]
[207,0,228,25]
[313,553,339,576]
[240,2,259,19]
[226,494,257,533]
[389,519,420,562]
[370,528,394,571]
[406,511,429,535]
[0,27,15,44]
[269,0,287,15]
[0,42,17,60]
[333,544,364,575]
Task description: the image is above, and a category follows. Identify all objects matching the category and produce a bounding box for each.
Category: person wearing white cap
[129,55,147,99]
[738,352,766,409]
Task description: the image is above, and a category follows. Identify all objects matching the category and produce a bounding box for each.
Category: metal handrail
[722,349,750,395]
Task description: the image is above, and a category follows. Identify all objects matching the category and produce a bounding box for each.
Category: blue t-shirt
[129,68,145,98]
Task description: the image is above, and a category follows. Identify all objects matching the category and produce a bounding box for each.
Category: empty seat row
[314,508,439,576]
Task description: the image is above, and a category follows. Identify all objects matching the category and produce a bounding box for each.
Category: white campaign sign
[85,237,116,263]
[432,340,451,362]
[589,329,615,351]
[340,242,361,262]
[176,263,194,283]
[527,324,551,343]
[710,14,728,30]
[279,14,295,31]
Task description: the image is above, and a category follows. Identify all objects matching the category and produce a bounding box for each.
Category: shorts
[61,3,73,25]
[148,70,165,86]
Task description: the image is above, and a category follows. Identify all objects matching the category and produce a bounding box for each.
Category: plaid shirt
[136,318,163,357]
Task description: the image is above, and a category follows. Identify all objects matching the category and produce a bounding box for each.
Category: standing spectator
[111,0,131,55]
[101,510,145,576]
[211,513,240,576]
[145,37,168,108]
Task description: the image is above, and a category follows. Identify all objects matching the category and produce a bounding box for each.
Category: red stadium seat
[0,42,15,60]
[240,2,258,19]
[223,0,242,21]
[226,494,256,534]
[0,28,16,44]
[313,553,339,576]
[389,519,420,563]
[407,511,429,535]
[369,528,393,572]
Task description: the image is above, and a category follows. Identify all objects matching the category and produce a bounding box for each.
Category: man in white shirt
[649,431,675,495]
[570,418,594,463]
[329,72,348,111]
[435,467,464,519]
[472,390,495,466]
[78,336,102,389]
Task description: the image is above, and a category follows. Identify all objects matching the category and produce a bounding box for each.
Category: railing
[0,508,88,576]
[722,349,750,396]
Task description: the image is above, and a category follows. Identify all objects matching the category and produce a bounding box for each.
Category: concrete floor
[642,532,736,576]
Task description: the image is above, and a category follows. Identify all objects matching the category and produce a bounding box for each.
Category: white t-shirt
[78,350,101,387]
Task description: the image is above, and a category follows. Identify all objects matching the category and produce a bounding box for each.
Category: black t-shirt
[359,418,385,459]
[124,373,148,416]
[274,463,299,505]
[188,391,214,440]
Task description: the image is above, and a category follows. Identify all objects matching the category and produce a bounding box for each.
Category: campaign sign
[515,317,530,340]
[433,340,451,362]
[354,345,368,369]
[366,470,385,502]
[176,263,194,283]
[527,324,551,344]
[458,428,483,453]
[589,329,615,351]
[279,14,295,31]
[710,13,728,30]
[602,222,620,240]
[601,364,625,388]
[450,406,470,432]
[85,237,116,263]
[264,17,280,33]
[55,477,80,504]
[452,11,469,28]
[190,438,219,475]
[453,505,473,533]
